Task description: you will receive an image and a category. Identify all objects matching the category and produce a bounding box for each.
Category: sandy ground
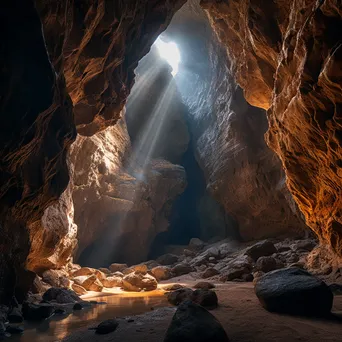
[62,276,342,342]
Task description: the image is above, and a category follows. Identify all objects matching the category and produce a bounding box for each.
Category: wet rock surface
[95,319,119,335]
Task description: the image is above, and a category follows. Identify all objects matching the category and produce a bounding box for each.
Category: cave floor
[62,279,342,342]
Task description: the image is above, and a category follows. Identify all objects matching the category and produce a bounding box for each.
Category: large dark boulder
[22,302,54,321]
[254,268,333,316]
[245,240,277,261]
[164,301,229,342]
[42,288,80,304]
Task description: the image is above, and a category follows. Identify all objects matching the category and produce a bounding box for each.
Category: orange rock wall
[201,0,342,255]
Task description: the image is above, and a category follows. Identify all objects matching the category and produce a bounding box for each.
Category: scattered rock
[245,240,277,261]
[8,307,23,323]
[164,301,229,342]
[151,266,172,281]
[197,265,207,272]
[41,269,70,288]
[184,249,196,257]
[6,325,24,334]
[109,263,128,273]
[255,268,333,316]
[192,289,218,309]
[131,264,149,274]
[72,283,87,295]
[102,276,122,288]
[22,302,54,321]
[157,254,179,266]
[94,270,106,281]
[99,268,111,275]
[242,273,254,282]
[80,275,103,292]
[163,284,184,291]
[256,256,278,273]
[209,257,216,263]
[171,263,195,276]
[122,272,157,292]
[72,267,94,277]
[112,271,124,277]
[167,288,193,306]
[30,275,50,294]
[42,288,80,304]
[95,319,119,335]
[292,240,316,252]
[194,282,215,290]
[253,271,265,284]
[202,268,220,279]
[189,238,205,251]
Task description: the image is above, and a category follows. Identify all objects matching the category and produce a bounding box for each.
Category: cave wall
[201,0,342,254]
[1,0,186,302]
[0,0,76,303]
[166,0,307,240]
[36,0,186,136]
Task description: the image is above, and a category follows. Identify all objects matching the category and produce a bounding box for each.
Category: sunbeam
[155,37,181,76]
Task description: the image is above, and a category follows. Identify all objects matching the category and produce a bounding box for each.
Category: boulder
[95,319,119,335]
[72,283,87,295]
[163,284,184,291]
[255,256,278,273]
[99,268,111,275]
[164,301,229,342]
[171,263,195,276]
[194,282,215,290]
[94,270,106,281]
[192,289,218,309]
[30,276,50,294]
[122,272,157,292]
[167,288,194,306]
[254,268,333,316]
[41,269,70,288]
[109,263,128,273]
[102,276,123,288]
[151,266,172,281]
[72,267,94,277]
[201,268,220,279]
[183,249,196,257]
[22,302,54,321]
[81,275,103,292]
[157,254,179,266]
[291,240,317,252]
[189,238,205,251]
[42,288,80,304]
[245,240,277,261]
[131,264,148,274]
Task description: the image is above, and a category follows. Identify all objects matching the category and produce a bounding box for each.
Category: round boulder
[254,267,333,316]
[164,301,229,342]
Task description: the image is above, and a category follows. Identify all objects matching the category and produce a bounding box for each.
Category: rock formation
[71,119,186,266]
[0,0,186,302]
[36,0,186,136]
[166,0,307,240]
[201,0,342,255]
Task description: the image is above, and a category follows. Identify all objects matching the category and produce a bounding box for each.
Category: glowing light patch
[155,37,180,76]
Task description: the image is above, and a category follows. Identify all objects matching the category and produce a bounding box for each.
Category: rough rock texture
[71,119,186,266]
[0,0,76,303]
[201,0,342,254]
[166,0,307,241]
[255,268,334,316]
[36,0,186,136]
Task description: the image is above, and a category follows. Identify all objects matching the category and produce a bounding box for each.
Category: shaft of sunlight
[155,37,180,76]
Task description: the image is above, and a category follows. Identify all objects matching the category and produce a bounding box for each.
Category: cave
[1,0,342,341]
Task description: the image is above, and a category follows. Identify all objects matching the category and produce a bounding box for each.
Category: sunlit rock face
[71,118,186,267]
[36,0,186,136]
[0,1,76,303]
[201,0,342,255]
[167,0,307,240]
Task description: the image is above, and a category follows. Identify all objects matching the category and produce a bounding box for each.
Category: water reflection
[9,293,169,342]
